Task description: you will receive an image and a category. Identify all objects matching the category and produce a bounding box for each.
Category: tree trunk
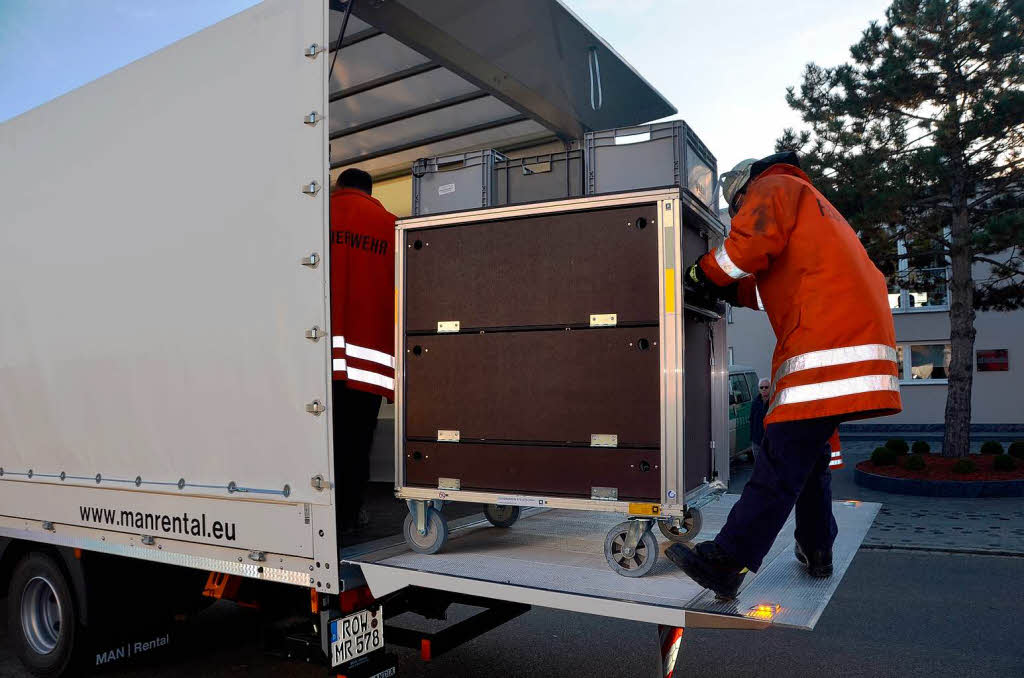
[942,202,975,458]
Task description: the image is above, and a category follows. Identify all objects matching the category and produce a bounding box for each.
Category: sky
[0,0,891,174]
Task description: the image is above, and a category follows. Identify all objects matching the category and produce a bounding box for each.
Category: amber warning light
[746,604,782,621]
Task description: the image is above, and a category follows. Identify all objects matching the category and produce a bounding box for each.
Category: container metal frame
[394,188,728,520]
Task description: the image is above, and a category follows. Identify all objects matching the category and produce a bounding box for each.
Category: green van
[728,365,760,461]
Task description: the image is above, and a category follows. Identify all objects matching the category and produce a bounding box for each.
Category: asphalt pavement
[2,440,1022,678]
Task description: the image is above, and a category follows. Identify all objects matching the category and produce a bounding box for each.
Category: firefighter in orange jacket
[330,168,396,534]
[666,152,901,599]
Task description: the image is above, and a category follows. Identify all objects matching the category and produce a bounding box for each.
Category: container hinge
[301,253,320,268]
[305,326,324,342]
[140,535,156,546]
[710,440,717,449]
[248,550,266,563]
[590,434,618,448]
[305,400,326,416]
[438,477,461,490]
[437,429,460,443]
[310,474,328,491]
[303,111,322,126]
[301,181,321,197]
[589,313,617,327]
[41,521,55,532]
[591,487,619,501]
[304,43,325,59]
[437,320,460,333]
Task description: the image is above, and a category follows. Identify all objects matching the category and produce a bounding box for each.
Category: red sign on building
[976,349,1009,372]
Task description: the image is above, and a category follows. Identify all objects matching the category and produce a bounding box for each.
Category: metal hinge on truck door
[437,320,460,333]
[589,313,617,327]
[591,487,618,501]
[591,434,618,447]
[437,430,460,442]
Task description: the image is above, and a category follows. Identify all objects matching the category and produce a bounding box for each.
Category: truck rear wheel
[6,552,84,677]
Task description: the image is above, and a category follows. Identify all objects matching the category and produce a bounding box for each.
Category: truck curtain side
[0,0,338,591]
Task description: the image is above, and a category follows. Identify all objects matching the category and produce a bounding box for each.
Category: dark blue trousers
[714,416,839,572]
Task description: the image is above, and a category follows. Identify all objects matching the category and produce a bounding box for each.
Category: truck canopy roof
[329,0,676,176]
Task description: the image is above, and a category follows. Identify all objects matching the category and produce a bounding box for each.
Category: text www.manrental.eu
[79,506,237,541]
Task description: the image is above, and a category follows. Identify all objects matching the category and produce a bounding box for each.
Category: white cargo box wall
[1,0,679,595]
[0,0,339,590]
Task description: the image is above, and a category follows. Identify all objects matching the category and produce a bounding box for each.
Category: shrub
[952,458,977,474]
[979,441,1004,455]
[911,440,930,455]
[1008,441,1024,460]
[885,438,910,455]
[993,455,1017,472]
[871,446,898,466]
[903,454,926,471]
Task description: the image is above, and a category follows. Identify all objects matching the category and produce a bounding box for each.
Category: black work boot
[794,542,833,578]
[666,541,746,600]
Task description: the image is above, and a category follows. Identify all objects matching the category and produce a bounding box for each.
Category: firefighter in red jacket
[330,168,396,533]
[666,152,901,598]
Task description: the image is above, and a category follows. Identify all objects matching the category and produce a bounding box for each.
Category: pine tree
[779,0,1024,457]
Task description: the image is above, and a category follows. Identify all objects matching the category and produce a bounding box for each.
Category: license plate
[330,606,384,667]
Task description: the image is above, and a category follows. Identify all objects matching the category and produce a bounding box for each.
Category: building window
[888,234,950,313]
[728,346,735,366]
[895,342,951,382]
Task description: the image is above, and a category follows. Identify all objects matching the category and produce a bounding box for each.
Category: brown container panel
[684,318,712,491]
[405,329,660,447]
[404,204,660,331]
[404,442,660,501]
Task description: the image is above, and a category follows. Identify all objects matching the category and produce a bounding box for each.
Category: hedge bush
[911,440,930,455]
[952,458,977,474]
[903,454,926,471]
[993,455,1017,472]
[871,446,898,466]
[1008,441,1024,460]
[979,441,1004,455]
[885,438,910,456]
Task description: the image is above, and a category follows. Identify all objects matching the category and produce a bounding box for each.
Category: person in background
[749,378,770,460]
[329,168,396,535]
[668,151,901,599]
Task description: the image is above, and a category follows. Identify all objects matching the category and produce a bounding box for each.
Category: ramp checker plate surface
[345,495,878,629]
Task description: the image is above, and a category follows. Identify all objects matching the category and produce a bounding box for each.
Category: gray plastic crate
[495,149,584,206]
[411,150,506,216]
[585,121,718,209]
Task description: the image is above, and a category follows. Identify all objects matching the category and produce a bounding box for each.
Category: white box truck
[1,2,880,676]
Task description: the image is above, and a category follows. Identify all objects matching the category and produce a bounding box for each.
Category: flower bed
[854,453,1024,497]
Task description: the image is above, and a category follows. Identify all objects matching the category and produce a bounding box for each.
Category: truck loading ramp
[343,494,879,631]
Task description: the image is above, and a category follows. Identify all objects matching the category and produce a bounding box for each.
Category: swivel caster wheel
[605,520,658,578]
[403,505,449,554]
[658,508,702,544]
[484,504,521,528]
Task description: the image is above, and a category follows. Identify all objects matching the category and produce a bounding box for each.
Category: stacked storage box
[395,189,728,574]
[411,149,506,216]
[494,148,585,205]
[585,120,718,211]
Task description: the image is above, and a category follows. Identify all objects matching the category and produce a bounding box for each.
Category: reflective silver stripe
[714,246,750,280]
[332,336,346,349]
[347,366,394,391]
[755,285,765,311]
[830,451,842,458]
[767,374,900,417]
[332,358,347,372]
[772,344,898,385]
[346,343,395,368]
[829,459,843,467]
